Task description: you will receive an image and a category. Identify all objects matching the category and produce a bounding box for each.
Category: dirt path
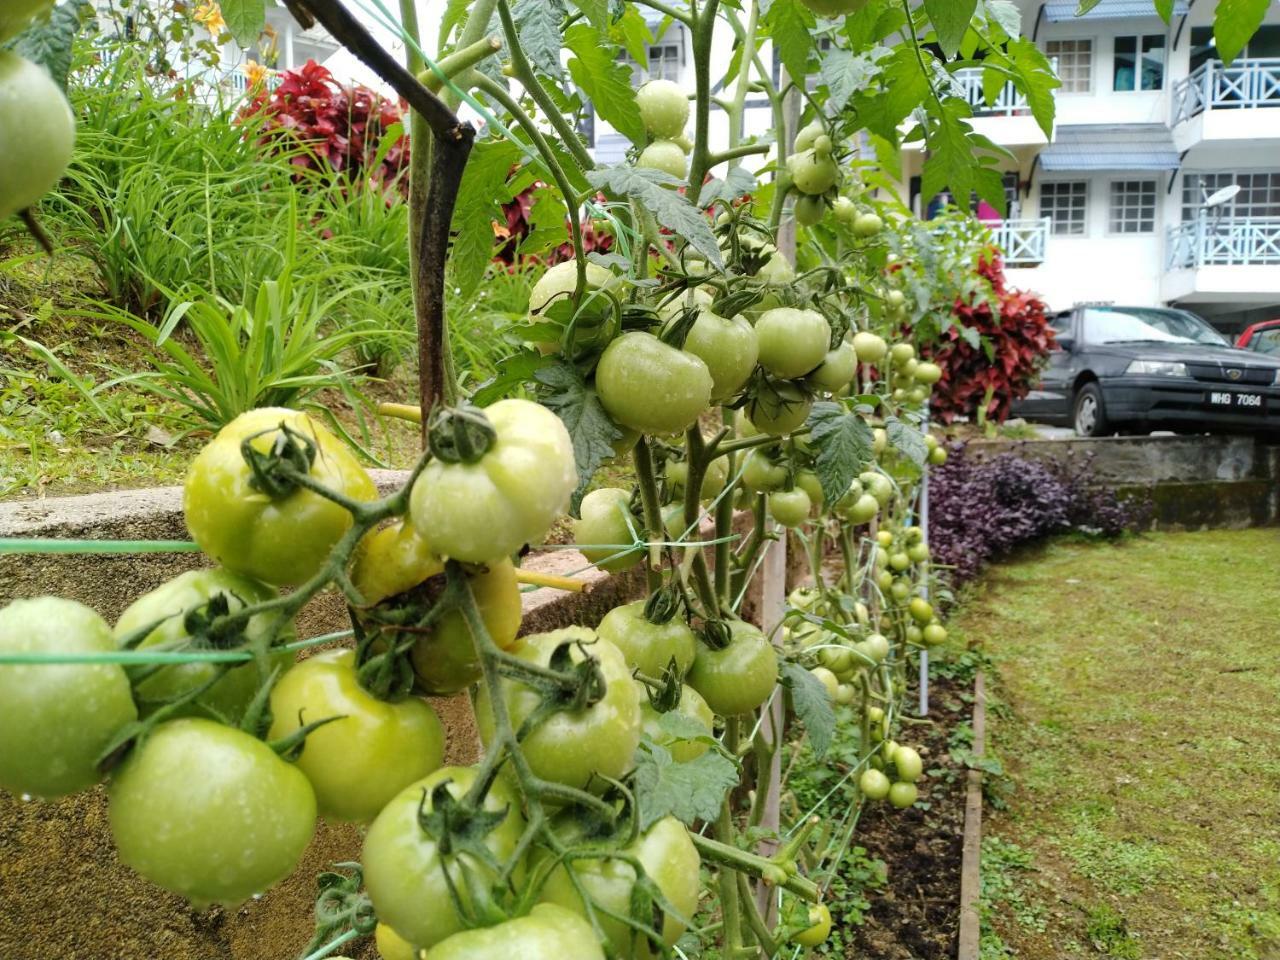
[952,529,1280,960]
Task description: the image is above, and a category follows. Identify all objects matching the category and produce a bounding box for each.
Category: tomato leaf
[449,139,523,299]
[570,0,611,32]
[924,0,977,58]
[920,97,1009,214]
[512,0,567,79]
[534,362,621,512]
[471,351,556,406]
[633,739,740,832]
[585,167,725,270]
[219,0,266,47]
[5,0,91,89]
[1153,0,1175,22]
[565,24,645,146]
[1213,0,1272,66]
[805,401,875,508]
[701,166,759,207]
[850,46,931,143]
[981,0,1021,40]
[1006,37,1059,139]
[780,661,834,759]
[762,0,814,91]
[820,45,891,114]
[886,416,928,469]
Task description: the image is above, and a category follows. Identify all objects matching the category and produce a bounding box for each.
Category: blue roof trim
[1044,0,1189,22]
[1039,124,1181,172]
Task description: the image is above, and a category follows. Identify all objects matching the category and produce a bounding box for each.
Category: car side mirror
[1055,334,1075,353]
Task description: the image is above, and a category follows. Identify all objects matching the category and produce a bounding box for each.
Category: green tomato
[793,193,826,227]
[0,597,137,798]
[768,488,811,528]
[184,408,376,587]
[787,148,839,195]
[596,331,713,437]
[351,519,523,694]
[575,488,643,573]
[363,766,526,950]
[114,569,293,722]
[688,620,779,716]
[795,470,824,512]
[807,341,858,392]
[638,139,687,181]
[267,649,444,822]
[755,250,796,286]
[923,622,948,646]
[809,666,839,700]
[914,360,943,385]
[597,600,697,679]
[908,542,931,564]
[793,119,825,153]
[850,331,887,363]
[862,633,890,663]
[832,196,857,224]
[889,781,918,808]
[890,341,914,365]
[636,79,689,139]
[835,683,855,705]
[476,628,641,790]
[682,310,759,402]
[0,52,76,221]
[908,597,934,624]
[840,492,880,525]
[859,767,891,801]
[792,902,833,947]
[860,470,894,505]
[747,381,813,437]
[427,904,603,960]
[929,445,949,466]
[108,718,316,907]
[539,816,700,957]
[375,923,422,960]
[894,745,923,782]
[754,307,831,379]
[888,551,910,572]
[639,683,714,762]
[742,449,787,492]
[410,399,577,563]
[527,261,619,354]
[853,212,883,238]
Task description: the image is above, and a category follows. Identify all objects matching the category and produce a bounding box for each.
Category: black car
[1012,305,1280,438]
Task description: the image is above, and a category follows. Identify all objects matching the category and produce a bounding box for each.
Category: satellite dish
[1204,184,1242,208]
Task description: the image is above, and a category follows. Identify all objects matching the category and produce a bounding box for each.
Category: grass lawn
[951,529,1280,960]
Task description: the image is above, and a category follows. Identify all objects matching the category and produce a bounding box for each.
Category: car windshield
[1082,307,1228,346]
[1250,328,1280,356]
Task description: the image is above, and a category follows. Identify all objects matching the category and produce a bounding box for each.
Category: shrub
[927,445,1141,583]
[925,253,1054,425]
[494,181,614,266]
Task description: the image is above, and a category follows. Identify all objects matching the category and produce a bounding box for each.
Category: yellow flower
[194,2,227,39]
[243,59,269,90]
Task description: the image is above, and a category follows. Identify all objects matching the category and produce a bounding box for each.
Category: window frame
[1181,171,1280,222]
[1040,179,1090,237]
[1112,33,1166,92]
[1043,37,1094,94]
[1107,178,1159,236]
[617,24,687,85]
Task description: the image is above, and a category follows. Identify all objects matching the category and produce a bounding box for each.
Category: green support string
[0,538,202,555]
[0,630,353,666]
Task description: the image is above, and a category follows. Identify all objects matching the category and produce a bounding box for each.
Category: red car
[1237,319,1280,356]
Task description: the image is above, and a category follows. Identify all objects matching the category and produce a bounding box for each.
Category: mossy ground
[952,529,1280,960]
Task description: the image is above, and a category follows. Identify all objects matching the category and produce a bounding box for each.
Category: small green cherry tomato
[476,628,642,790]
[681,310,759,402]
[795,470,824,512]
[114,568,293,722]
[742,449,788,492]
[184,408,377,587]
[924,622,948,646]
[363,766,526,950]
[832,196,857,224]
[596,331,713,437]
[426,904,604,960]
[108,718,316,907]
[575,488,644,573]
[636,79,689,139]
[597,600,697,679]
[859,767,891,800]
[747,381,813,437]
[908,597,934,624]
[527,261,619,354]
[267,649,444,822]
[840,491,880,525]
[889,781,919,808]
[792,903,833,947]
[793,119,824,153]
[793,193,826,226]
[853,211,883,238]
[639,683,714,762]
[688,620,779,716]
[850,331,888,363]
[638,139,688,180]
[768,488,812,528]
[754,307,831,379]
[787,148,839,195]
[894,745,924,782]
[809,666,839,699]
[807,340,859,392]
[914,360,943,384]
[0,597,137,798]
[929,446,949,465]
[0,51,76,221]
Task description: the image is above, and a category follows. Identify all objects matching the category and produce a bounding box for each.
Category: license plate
[1207,391,1265,411]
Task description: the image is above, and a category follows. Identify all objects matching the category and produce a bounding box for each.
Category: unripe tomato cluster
[635,79,692,182]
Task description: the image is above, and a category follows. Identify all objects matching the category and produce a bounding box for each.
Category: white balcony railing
[987,218,1050,266]
[952,67,1029,117]
[1172,58,1280,125]
[1166,216,1280,269]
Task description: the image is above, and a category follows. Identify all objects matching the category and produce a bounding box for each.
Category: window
[1113,34,1165,91]
[1045,39,1092,93]
[1182,172,1280,220]
[1189,26,1215,73]
[619,26,685,84]
[1109,180,1157,234]
[1190,24,1280,72]
[1040,181,1088,235]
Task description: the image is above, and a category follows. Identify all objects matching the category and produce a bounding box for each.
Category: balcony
[986,218,1050,267]
[1171,59,1280,148]
[1162,217,1280,303]
[948,68,1050,147]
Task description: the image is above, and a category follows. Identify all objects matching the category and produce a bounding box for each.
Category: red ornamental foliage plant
[927,254,1054,424]
[243,60,409,190]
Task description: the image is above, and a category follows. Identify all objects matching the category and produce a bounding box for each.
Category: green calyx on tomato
[0,51,76,221]
[108,718,317,907]
[754,307,832,379]
[786,147,839,196]
[574,487,644,573]
[363,766,526,950]
[688,619,778,716]
[638,682,714,763]
[184,408,376,588]
[746,380,813,437]
[410,399,576,564]
[475,628,642,790]
[596,599,697,680]
[527,261,620,356]
[680,309,759,403]
[113,568,294,723]
[0,597,137,798]
[595,331,713,437]
[267,649,445,822]
[350,519,523,695]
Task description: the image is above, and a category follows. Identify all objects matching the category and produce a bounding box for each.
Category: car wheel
[1072,383,1110,437]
